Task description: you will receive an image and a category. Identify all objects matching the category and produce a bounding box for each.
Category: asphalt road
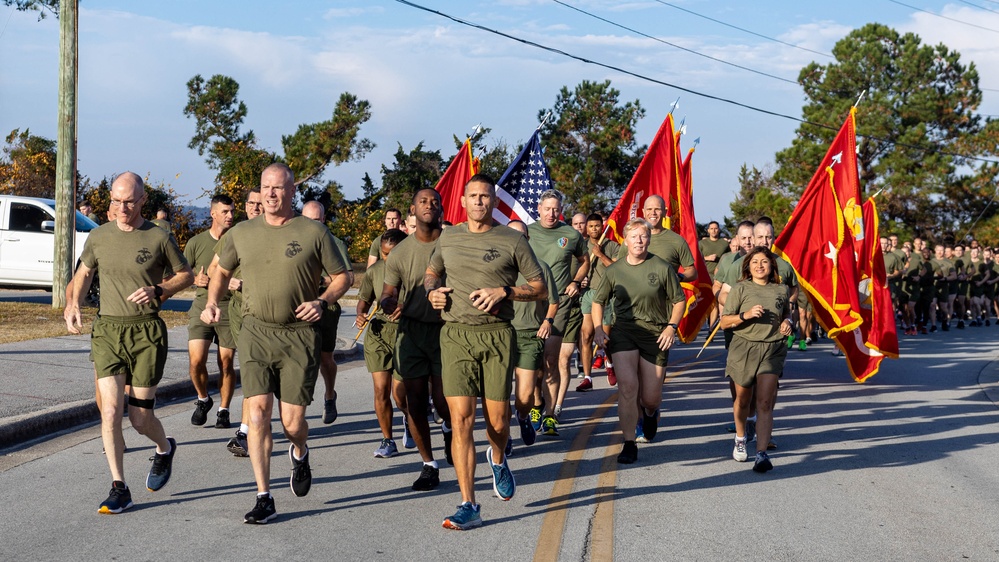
[2,324,999,560]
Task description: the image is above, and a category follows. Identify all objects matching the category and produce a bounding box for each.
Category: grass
[0,303,189,344]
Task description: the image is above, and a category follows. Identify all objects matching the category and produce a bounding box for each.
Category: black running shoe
[289,445,312,497]
[191,396,213,426]
[442,424,454,466]
[412,464,440,491]
[753,451,774,473]
[98,481,133,514]
[617,440,638,464]
[215,409,231,429]
[146,437,176,491]
[244,494,277,524]
[227,431,248,457]
[322,395,337,425]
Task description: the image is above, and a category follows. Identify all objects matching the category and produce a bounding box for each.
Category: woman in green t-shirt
[592,218,685,465]
[719,246,793,474]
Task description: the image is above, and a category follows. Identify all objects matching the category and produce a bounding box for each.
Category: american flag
[494,131,552,225]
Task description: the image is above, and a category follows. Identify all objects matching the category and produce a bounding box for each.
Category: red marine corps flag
[834,199,899,382]
[675,141,715,343]
[436,138,480,225]
[606,113,681,243]
[773,109,863,340]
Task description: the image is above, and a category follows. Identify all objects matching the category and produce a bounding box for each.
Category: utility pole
[53,0,78,308]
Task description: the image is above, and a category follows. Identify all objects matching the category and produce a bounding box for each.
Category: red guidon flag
[606,113,680,243]
[435,138,480,225]
[834,199,899,382]
[675,144,715,343]
[774,110,863,339]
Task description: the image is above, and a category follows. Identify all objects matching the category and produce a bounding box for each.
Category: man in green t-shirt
[527,190,589,437]
[427,174,547,530]
[65,171,194,514]
[380,189,453,492]
[577,213,619,392]
[185,194,236,430]
[203,163,350,524]
[615,195,697,282]
[303,200,355,425]
[698,221,730,278]
[367,208,403,267]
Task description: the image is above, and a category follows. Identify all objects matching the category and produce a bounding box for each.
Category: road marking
[533,348,725,559]
[533,393,617,562]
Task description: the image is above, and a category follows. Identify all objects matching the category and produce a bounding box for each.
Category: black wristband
[503,286,513,299]
[739,312,745,322]
[153,285,164,298]
[544,317,555,325]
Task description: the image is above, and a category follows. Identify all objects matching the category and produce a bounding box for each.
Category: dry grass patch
[0,303,188,344]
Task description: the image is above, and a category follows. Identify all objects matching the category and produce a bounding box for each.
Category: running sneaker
[402,419,416,449]
[227,431,249,457]
[635,421,647,444]
[323,395,338,424]
[786,334,795,349]
[98,481,133,514]
[244,494,277,524]
[929,324,938,333]
[798,339,807,351]
[529,407,543,433]
[215,409,231,429]
[191,397,213,426]
[753,451,774,473]
[487,446,516,501]
[540,416,559,437]
[289,445,312,497]
[146,437,177,491]
[641,409,660,442]
[942,322,950,332]
[745,419,757,444]
[606,366,617,386]
[575,377,593,392]
[553,405,563,422]
[957,320,965,330]
[518,414,537,446]
[412,464,440,491]
[505,439,513,458]
[592,354,605,369]
[767,440,778,451]
[617,440,638,464]
[919,326,928,334]
[374,438,399,458]
[442,423,454,465]
[733,438,748,462]
[442,502,482,531]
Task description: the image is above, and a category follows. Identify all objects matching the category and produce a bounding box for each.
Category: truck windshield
[75,211,98,232]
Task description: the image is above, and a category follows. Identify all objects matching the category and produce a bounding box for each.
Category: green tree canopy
[0,128,57,198]
[769,23,984,237]
[378,142,446,212]
[538,79,645,215]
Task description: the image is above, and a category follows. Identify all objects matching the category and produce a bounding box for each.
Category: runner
[64,171,193,514]
[576,213,619,392]
[591,218,685,464]
[203,163,351,524]
[426,174,546,530]
[367,208,403,267]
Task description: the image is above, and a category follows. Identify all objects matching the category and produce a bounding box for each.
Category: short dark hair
[707,220,720,228]
[756,216,773,227]
[385,208,402,219]
[737,220,755,231]
[211,194,234,206]
[246,187,260,200]
[465,173,497,193]
[411,189,441,205]
[381,228,408,247]
[586,213,603,223]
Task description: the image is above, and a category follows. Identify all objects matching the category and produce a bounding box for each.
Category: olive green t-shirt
[592,255,685,328]
[217,215,346,325]
[383,234,441,324]
[80,219,188,317]
[715,251,744,288]
[428,223,544,325]
[151,218,171,232]
[512,261,559,331]
[528,221,586,295]
[587,238,620,293]
[332,234,353,273]
[358,259,392,323]
[616,228,695,275]
[930,258,953,290]
[723,281,790,343]
[184,229,229,313]
[368,233,384,261]
[698,237,730,276]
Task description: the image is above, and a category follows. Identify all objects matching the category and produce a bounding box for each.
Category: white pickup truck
[0,195,98,290]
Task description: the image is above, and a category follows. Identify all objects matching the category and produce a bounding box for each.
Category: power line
[392,0,999,166]
[553,0,802,87]
[956,0,999,15]
[651,0,833,59]
[887,0,999,35]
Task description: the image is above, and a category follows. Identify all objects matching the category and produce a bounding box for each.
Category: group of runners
[69,162,988,529]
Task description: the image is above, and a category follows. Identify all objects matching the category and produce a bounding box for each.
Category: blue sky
[2,1,997,222]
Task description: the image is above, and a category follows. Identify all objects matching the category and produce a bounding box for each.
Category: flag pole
[696,319,721,358]
[353,302,378,344]
[854,90,867,108]
[668,97,680,116]
[537,111,553,131]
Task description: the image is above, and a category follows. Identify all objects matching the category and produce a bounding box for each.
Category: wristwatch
[503,286,513,299]
[544,317,555,325]
[666,323,678,330]
[153,285,164,298]
[317,299,329,311]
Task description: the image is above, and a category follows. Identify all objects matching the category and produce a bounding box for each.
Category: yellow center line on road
[533,348,725,560]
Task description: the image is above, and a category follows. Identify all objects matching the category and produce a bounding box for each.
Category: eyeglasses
[110,199,141,208]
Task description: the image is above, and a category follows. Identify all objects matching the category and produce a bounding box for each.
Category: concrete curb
[0,341,360,451]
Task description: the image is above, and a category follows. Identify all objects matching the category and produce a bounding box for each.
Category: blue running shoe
[529,407,542,432]
[487,446,516,501]
[402,418,416,449]
[146,437,176,492]
[442,502,482,530]
[98,481,133,514]
[374,438,398,458]
[635,421,647,444]
[541,416,559,437]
